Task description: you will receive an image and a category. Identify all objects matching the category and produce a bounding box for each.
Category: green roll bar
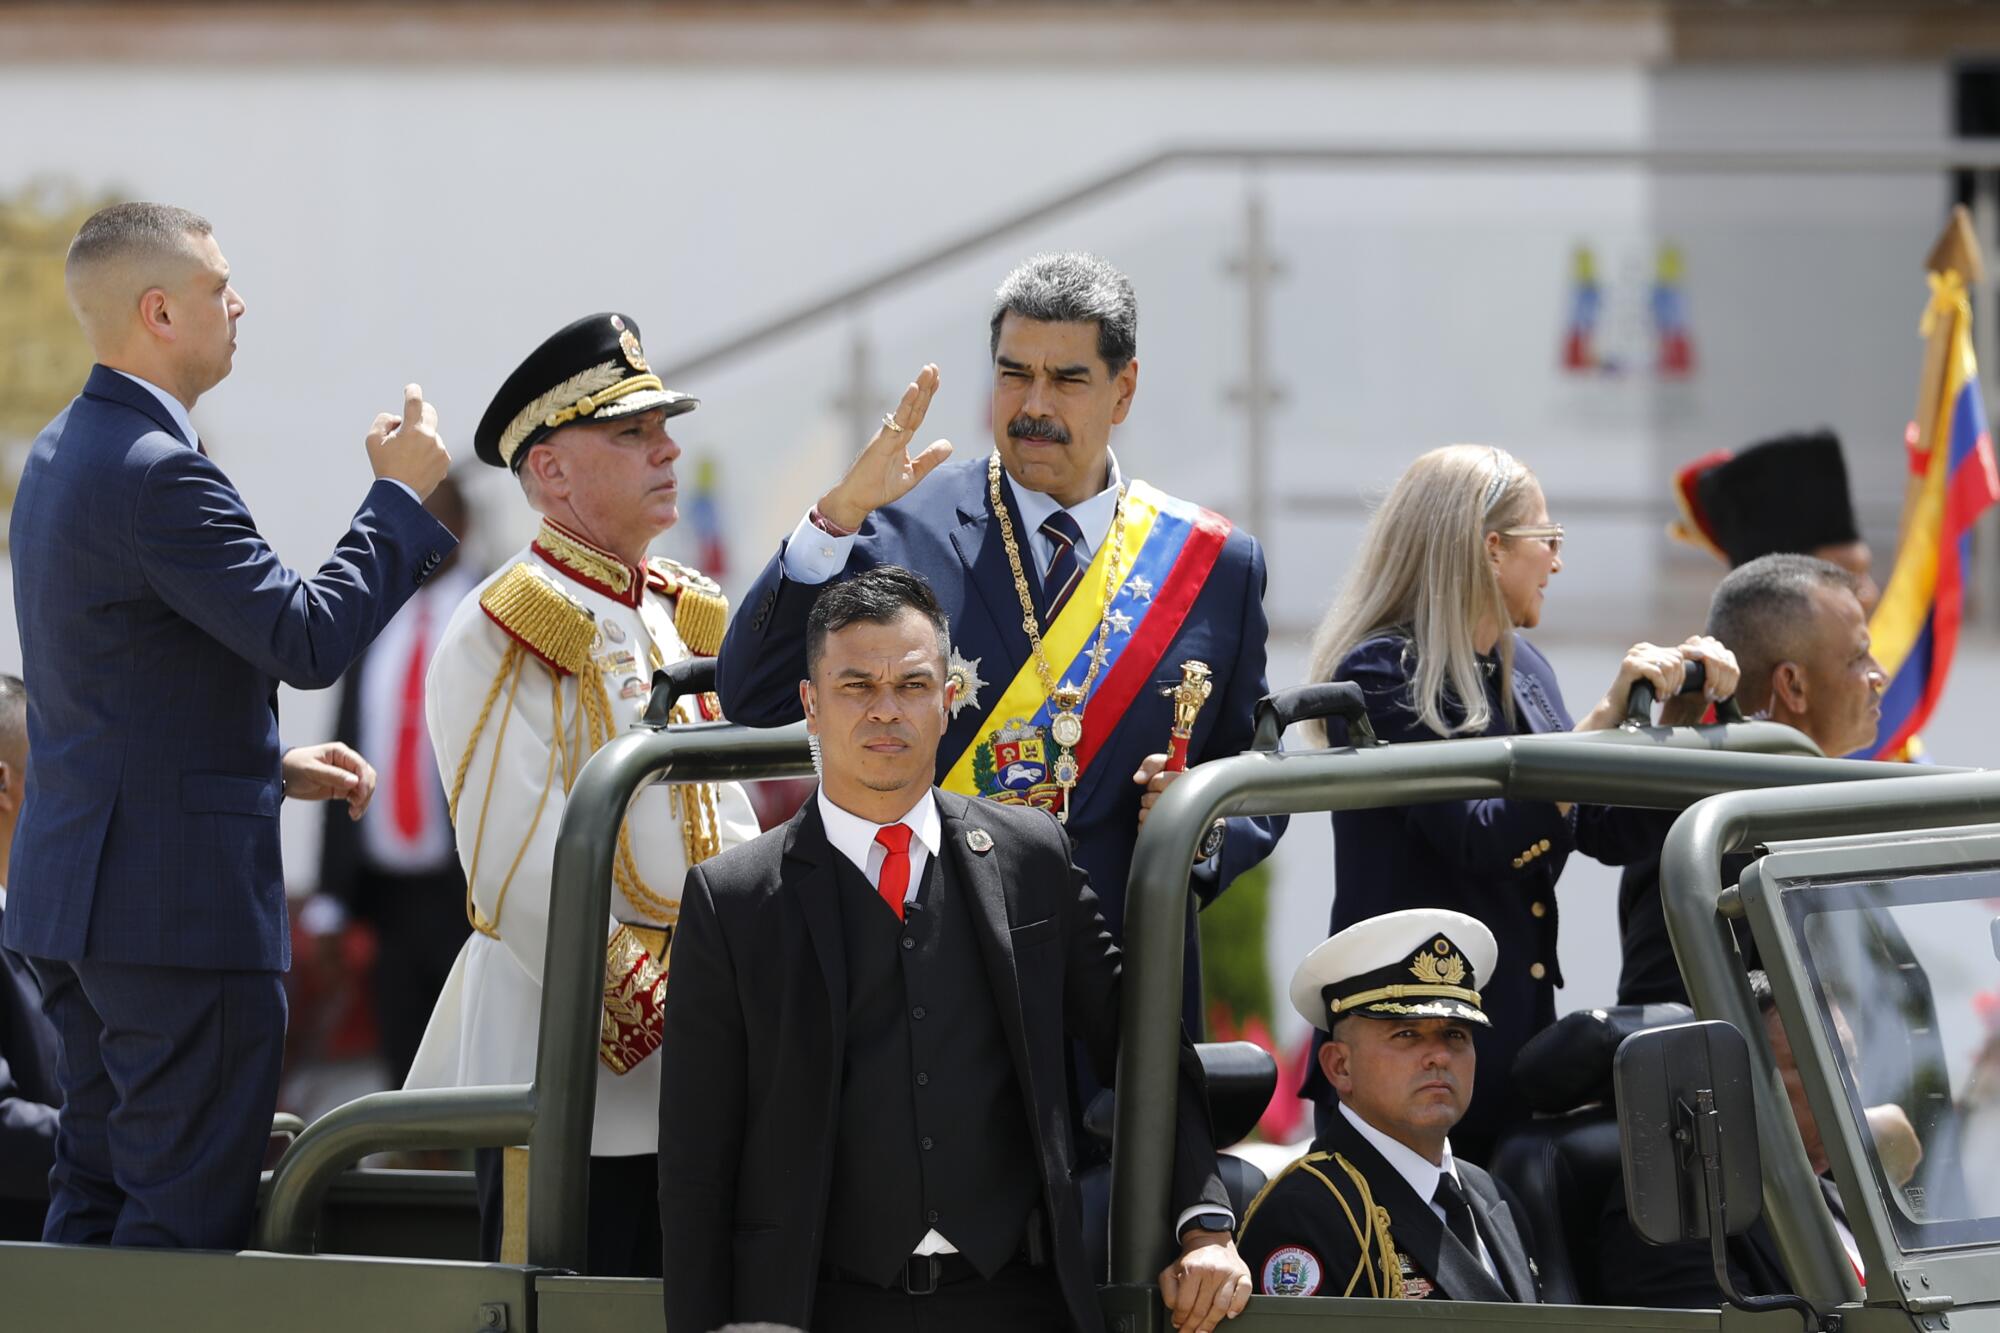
[1106,726,1960,1287]
[259,720,814,1265]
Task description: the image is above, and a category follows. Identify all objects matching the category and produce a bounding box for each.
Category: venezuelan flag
[1859,268,2000,759]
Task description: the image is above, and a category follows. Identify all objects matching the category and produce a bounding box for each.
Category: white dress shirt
[780,450,1125,586]
[113,369,199,450]
[1339,1102,1499,1281]
[111,368,420,503]
[814,787,942,908]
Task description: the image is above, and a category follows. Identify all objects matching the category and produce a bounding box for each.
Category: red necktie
[391,599,431,841]
[874,823,914,921]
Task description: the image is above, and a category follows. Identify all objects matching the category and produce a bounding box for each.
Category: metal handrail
[656,140,2000,383]
[257,720,814,1265]
[1106,727,1963,1286]
[1659,772,2000,1314]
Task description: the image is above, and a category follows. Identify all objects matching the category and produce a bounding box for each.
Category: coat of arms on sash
[969,716,1064,814]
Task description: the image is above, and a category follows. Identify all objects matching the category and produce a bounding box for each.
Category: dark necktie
[1038,510,1086,622]
[1433,1173,1482,1258]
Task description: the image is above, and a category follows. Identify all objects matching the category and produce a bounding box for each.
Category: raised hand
[365,382,450,499]
[817,364,953,531]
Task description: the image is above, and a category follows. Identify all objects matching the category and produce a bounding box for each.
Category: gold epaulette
[480,562,596,676]
[647,557,729,657]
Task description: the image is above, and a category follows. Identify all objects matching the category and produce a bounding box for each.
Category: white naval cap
[1288,908,1499,1033]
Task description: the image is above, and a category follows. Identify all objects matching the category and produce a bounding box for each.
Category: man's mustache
[1007,415,1070,444]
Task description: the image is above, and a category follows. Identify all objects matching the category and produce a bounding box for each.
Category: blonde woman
[1299,444,1736,1164]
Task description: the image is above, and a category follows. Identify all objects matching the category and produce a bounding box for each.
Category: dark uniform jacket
[1591,1174,1843,1307]
[1306,632,1657,1162]
[657,787,1229,1333]
[0,905,59,1239]
[1242,1107,1539,1302]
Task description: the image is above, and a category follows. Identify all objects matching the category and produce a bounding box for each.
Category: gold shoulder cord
[1240,1150,1402,1299]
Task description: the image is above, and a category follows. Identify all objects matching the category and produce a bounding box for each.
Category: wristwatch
[1195,819,1226,863]
[1179,1210,1235,1240]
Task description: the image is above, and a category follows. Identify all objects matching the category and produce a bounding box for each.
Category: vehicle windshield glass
[1784,870,2000,1251]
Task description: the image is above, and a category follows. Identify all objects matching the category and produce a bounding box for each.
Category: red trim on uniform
[1072,507,1232,775]
[531,518,644,608]
[479,600,575,676]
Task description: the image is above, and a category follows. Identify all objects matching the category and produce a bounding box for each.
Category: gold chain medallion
[986,452,1126,820]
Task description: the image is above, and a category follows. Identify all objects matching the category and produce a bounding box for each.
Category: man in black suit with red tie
[658,566,1249,1333]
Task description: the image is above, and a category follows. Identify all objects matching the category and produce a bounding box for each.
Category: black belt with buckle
[899,1251,978,1295]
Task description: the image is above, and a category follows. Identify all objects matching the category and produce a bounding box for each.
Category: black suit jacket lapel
[934,790,1037,1089]
[782,801,847,1048]
[1327,1112,1511,1303]
[1463,1169,1537,1302]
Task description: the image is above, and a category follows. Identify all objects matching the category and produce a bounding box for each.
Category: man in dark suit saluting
[660,566,1250,1333]
[1244,909,1539,1303]
[7,202,455,1250]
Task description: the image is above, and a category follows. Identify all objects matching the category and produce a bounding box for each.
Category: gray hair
[66,202,211,276]
[1704,554,1860,714]
[1304,444,1540,744]
[989,252,1137,374]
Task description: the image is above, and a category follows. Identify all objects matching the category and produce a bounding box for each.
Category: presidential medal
[1050,710,1083,750]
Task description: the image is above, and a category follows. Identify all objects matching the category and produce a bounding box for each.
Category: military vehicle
[4,669,1997,1333]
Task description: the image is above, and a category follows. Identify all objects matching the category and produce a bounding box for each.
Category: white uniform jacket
[406,517,758,1157]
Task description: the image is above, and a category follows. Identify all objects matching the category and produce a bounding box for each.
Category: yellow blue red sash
[942,479,1232,809]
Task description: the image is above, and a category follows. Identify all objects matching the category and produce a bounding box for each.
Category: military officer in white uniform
[405,312,758,1276]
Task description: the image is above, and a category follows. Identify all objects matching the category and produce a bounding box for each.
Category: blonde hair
[1304,444,1541,745]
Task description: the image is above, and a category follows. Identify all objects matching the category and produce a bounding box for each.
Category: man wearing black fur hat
[1669,428,1880,612]
[405,313,760,1273]
[1243,909,1539,1303]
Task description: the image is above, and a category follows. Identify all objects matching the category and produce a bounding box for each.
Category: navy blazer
[1305,632,1655,1162]
[717,455,1285,950]
[0,906,59,1226]
[5,366,455,972]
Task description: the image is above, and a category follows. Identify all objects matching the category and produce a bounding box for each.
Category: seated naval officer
[1243,909,1539,1302]
[403,312,759,1275]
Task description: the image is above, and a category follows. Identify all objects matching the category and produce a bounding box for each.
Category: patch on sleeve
[1261,1246,1322,1296]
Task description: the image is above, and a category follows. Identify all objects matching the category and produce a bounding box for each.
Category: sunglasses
[1498,524,1564,557]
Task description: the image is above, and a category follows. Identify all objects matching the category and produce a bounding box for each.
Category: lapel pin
[966,828,993,853]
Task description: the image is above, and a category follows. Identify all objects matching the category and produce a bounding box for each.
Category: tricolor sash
[942,479,1232,811]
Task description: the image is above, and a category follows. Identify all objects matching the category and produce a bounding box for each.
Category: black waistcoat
[820,845,1040,1284]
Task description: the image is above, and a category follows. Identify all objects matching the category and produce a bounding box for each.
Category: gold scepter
[1163,660,1213,773]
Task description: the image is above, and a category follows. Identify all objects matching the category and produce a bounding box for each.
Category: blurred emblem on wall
[0,180,118,551]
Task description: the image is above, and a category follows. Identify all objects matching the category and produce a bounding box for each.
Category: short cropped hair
[66,202,211,277]
[989,252,1138,375]
[1705,554,1861,712]
[805,566,951,679]
[0,673,26,769]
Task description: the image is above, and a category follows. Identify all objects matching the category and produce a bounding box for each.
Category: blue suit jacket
[717,455,1285,948]
[5,366,456,972]
[1305,632,1655,1161]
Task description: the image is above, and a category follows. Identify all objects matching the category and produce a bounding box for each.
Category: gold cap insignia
[1410,943,1468,987]
[620,328,650,373]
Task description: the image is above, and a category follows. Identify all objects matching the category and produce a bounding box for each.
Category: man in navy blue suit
[718,252,1283,1034]
[6,202,455,1250]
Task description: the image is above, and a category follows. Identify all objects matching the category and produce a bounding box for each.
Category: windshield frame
[1742,826,2000,1309]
